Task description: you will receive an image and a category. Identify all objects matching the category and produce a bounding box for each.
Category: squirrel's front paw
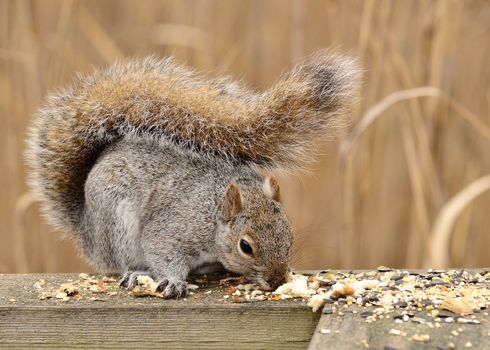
[119,270,152,289]
[156,278,188,299]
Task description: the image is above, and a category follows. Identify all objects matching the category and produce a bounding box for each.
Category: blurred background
[1,0,489,273]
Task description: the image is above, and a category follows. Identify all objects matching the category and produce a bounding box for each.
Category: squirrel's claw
[155,278,169,292]
[156,278,188,299]
[119,273,130,288]
[119,270,152,289]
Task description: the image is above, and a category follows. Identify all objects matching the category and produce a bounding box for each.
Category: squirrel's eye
[239,239,253,256]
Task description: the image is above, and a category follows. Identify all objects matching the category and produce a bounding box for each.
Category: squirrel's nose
[267,275,287,291]
[251,274,286,291]
[265,264,289,290]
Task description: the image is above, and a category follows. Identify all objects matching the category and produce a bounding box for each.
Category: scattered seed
[361,311,373,318]
[388,329,401,336]
[320,328,331,334]
[412,317,427,324]
[394,301,408,308]
[410,334,430,343]
[187,284,199,291]
[442,298,474,315]
[322,307,333,314]
[457,318,480,324]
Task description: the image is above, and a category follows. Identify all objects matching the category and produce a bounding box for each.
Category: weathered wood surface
[2,271,490,349]
[307,269,490,350]
[308,305,489,350]
[0,273,319,349]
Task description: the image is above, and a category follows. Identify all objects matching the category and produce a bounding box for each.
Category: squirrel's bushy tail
[26,50,361,231]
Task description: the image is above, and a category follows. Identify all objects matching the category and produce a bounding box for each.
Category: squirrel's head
[217,176,293,290]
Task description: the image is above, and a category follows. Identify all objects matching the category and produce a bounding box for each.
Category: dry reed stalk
[337,0,373,268]
[389,45,435,267]
[77,4,124,62]
[339,158,355,267]
[339,0,389,268]
[361,0,393,268]
[191,1,214,70]
[0,262,8,273]
[12,191,38,272]
[357,0,374,57]
[44,0,75,86]
[400,118,431,267]
[339,87,490,167]
[289,0,305,61]
[339,87,441,166]
[338,86,439,262]
[151,23,211,51]
[426,1,462,120]
[443,98,490,140]
[450,162,480,266]
[338,81,490,267]
[426,175,490,268]
[215,45,241,72]
[0,48,31,62]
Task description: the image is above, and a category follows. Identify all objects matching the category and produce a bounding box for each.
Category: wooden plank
[307,269,490,350]
[3,270,490,349]
[308,307,489,350]
[0,273,320,349]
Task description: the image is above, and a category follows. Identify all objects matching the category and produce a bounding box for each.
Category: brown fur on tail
[26,50,361,231]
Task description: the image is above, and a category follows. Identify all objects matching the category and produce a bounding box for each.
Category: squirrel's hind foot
[156,278,188,299]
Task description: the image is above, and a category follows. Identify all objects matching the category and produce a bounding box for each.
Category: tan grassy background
[1,0,489,273]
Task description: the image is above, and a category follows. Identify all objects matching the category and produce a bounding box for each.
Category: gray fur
[83,138,292,296]
[25,51,361,297]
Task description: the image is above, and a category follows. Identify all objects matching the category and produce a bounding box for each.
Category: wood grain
[308,309,489,350]
[3,272,490,349]
[0,274,319,349]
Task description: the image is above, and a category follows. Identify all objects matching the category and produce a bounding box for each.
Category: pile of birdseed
[34,267,490,328]
[274,267,490,327]
[270,267,490,348]
[32,268,490,348]
[282,268,490,316]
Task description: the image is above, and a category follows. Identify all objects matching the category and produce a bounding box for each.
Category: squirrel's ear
[223,182,243,222]
[263,176,281,202]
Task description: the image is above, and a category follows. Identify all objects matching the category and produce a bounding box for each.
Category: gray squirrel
[26,51,361,298]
